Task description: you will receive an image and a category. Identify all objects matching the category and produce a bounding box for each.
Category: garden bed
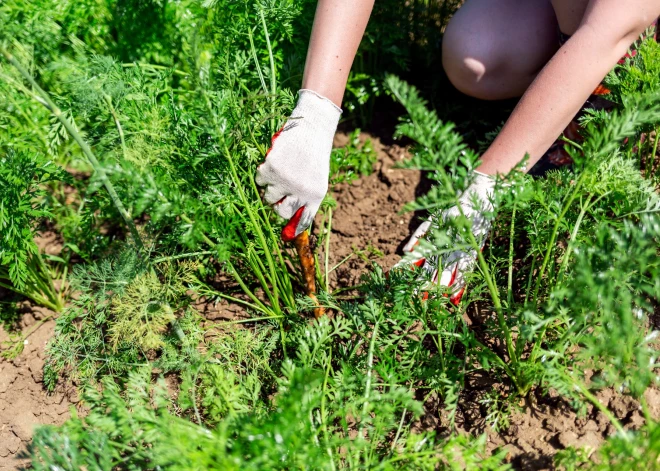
[3,131,659,470]
[2,2,660,469]
[0,311,71,470]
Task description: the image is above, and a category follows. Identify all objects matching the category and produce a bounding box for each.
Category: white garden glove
[399,171,495,304]
[256,89,341,241]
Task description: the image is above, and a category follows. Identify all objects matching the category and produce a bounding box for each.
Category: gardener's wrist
[471,170,495,195]
[295,89,342,132]
[300,77,346,108]
[457,170,496,214]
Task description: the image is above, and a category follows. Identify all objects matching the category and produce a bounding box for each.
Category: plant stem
[321,348,336,471]
[468,334,521,393]
[362,320,379,417]
[556,192,608,283]
[223,262,271,314]
[121,62,188,76]
[430,315,445,374]
[0,250,64,312]
[390,408,407,453]
[195,287,271,316]
[246,26,268,94]
[159,206,269,312]
[191,368,203,425]
[171,212,274,313]
[209,314,284,326]
[103,94,128,160]
[652,127,660,180]
[259,6,277,134]
[222,144,283,312]
[243,244,277,308]
[152,251,215,264]
[32,250,64,311]
[507,205,517,308]
[245,180,290,281]
[325,208,333,293]
[0,46,145,253]
[178,212,216,249]
[531,171,588,306]
[259,8,277,97]
[0,279,61,313]
[329,253,353,274]
[356,318,379,465]
[523,256,537,304]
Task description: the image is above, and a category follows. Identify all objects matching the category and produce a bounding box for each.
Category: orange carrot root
[293,230,325,319]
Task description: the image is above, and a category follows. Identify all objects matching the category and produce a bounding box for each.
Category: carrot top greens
[1,1,659,469]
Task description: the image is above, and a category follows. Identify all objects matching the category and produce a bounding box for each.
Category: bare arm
[478,0,660,176]
[302,0,375,107]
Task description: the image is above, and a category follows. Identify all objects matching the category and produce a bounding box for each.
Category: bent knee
[442,29,534,100]
[442,50,493,99]
[442,40,510,100]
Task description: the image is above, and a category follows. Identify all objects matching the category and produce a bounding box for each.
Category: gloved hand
[256,89,342,241]
[400,171,495,304]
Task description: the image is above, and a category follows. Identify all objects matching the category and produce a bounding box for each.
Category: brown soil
[1,131,658,470]
[461,384,659,469]
[321,131,431,289]
[0,232,77,470]
[0,305,77,470]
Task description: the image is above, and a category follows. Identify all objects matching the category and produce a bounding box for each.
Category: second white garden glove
[256,89,341,241]
[399,171,495,304]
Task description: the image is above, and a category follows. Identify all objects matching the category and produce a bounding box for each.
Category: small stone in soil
[579,431,602,455]
[627,410,645,430]
[557,430,579,449]
[0,430,22,457]
[583,419,599,432]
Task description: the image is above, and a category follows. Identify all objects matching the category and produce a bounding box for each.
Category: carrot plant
[0,2,317,324]
[33,314,510,471]
[0,0,381,387]
[5,0,660,468]
[386,71,660,408]
[0,151,67,312]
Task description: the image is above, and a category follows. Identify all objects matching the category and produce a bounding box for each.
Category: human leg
[442,0,559,100]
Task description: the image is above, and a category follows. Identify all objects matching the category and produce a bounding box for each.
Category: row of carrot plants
[1,0,659,468]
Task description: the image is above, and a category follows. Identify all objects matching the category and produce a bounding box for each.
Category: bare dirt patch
[455,385,658,469]
[0,305,77,470]
[320,131,430,289]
